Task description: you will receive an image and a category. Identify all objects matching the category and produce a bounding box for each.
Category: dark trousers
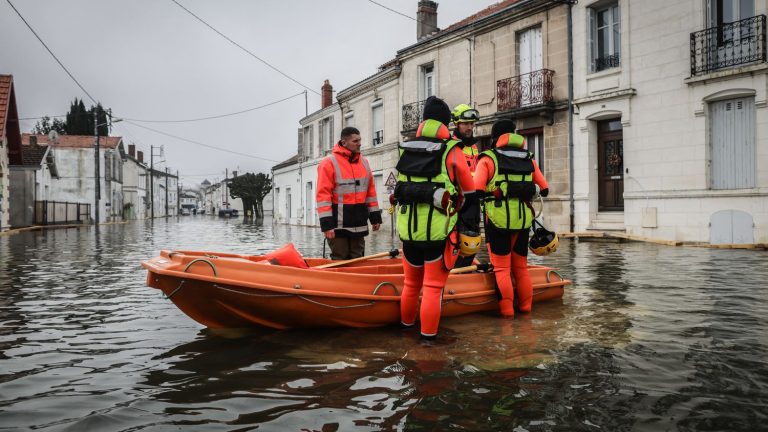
[328,236,366,260]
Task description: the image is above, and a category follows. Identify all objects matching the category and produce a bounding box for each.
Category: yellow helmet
[452,104,480,123]
[529,220,558,256]
[458,230,482,257]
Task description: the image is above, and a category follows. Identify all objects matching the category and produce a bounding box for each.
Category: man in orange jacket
[474,120,549,317]
[317,127,382,260]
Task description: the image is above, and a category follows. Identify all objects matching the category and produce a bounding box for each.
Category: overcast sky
[1,0,500,185]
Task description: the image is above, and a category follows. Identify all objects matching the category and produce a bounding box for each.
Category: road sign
[385,172,397,188]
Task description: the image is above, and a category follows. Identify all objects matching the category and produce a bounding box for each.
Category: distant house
[122,144,148,220]
[8,135,58,227]
[21,133,125,223]
[0,74,22,231]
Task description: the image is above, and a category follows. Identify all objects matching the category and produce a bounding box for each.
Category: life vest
[395,119,459,242]
[480,133,535,231]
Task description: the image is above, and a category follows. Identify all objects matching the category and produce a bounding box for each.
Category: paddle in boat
[141,244,570,330]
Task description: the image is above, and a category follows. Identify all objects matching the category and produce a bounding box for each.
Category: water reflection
[1,217,767,431]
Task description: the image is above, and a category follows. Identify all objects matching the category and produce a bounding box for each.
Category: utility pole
[165,167,169,217]
[224,168,228,208]
[150,145,156,219]
[304,90,308,116]
[94,110,100,226]
[177,170,181,215]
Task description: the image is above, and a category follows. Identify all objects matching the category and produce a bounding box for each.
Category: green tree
[229,172,273,218]
[64,99,110,136]
[31,116,67,135]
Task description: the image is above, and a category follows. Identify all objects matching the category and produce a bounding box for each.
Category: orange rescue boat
[142,250,570,329]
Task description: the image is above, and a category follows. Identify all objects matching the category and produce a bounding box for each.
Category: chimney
[137,150,144,163]
[417,1,438,40]
[232,171,238,178]
[128,144,136,157]
[321,80,333,109]
[30,135,38,146]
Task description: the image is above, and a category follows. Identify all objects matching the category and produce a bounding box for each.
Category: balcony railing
[690,15,766,76]
[372,130,384,146]
[402,99,426,131]
[593,53,620,72]
[497,69,555,112]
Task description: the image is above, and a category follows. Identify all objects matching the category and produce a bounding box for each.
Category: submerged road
[1,216,767,431]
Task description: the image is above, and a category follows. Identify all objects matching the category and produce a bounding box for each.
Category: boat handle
[184,258,218,277]
[372,281,399,296]
[546,269,563,283]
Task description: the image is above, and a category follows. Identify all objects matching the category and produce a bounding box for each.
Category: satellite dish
[48,130,59,143]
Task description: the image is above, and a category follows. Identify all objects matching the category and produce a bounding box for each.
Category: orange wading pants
[485,221,533,318]
[400,236,459,338]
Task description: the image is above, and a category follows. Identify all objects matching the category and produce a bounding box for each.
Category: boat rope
[546,269,564,283]
[166,280,185,299]
[184,258,218,276]
[445,297,496,306]
[296,296,378,309]
[212,284,292,298]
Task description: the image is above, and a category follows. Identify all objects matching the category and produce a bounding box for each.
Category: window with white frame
[589,2,620,72]
[344,111,354,128]
[709,97,756,189]
[520,129,545,175]
[319,116,334,153]
[302,125,314,159]
[372,100,384,146]
[420,63,435,100]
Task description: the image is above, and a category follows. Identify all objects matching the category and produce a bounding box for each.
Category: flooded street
[1,216,767,431]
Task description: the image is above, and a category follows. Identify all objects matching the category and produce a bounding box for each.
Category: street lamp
[94,113,122,226]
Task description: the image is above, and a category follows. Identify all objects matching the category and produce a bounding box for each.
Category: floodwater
[1,216,767,431]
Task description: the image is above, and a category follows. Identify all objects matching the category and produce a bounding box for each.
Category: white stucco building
[572,0,768,243]
[122,144,148,220]
[20,133,125,223]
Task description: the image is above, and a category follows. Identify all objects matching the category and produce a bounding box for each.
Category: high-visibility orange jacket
[316,142,382,237]
[453,135,480,176]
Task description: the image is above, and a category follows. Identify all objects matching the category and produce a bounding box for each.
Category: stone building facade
[572,0,768,243]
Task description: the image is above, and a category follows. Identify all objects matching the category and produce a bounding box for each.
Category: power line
[170,0,321,96]
[120,121,281,163]
[18,91,303,124]
[5,0,98,105]
[121,91,304,123]
[367,0,438,31]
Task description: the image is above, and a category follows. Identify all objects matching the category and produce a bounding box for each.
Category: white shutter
[710,97,756,189]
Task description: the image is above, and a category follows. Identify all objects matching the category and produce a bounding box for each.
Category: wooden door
[597,119,624,211]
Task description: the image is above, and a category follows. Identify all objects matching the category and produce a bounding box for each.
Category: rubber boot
[511,251,533,313]
[488,248,515,318]
[419,257,450,337]
[400,258,424,327]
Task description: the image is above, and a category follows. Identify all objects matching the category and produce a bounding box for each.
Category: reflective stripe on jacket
[316,142,382,237]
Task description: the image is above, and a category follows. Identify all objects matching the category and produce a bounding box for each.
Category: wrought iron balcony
[497,69,555,112]
[402,99,426,132]
[690,15,767,76]
[593,53,620,72]
[372,130,384,146]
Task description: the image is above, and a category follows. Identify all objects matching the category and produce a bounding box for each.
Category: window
[420,63,435,100]
[372,100,384,146]
[319,116,334,153]
[521,130,545,175]
[710,97,756,189]
[344,111,354,128]
[590,2,620,72]
[302,125,314,159]
[708,0,754,27]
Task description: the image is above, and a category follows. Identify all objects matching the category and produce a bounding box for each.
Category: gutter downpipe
[567,1,575,233]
